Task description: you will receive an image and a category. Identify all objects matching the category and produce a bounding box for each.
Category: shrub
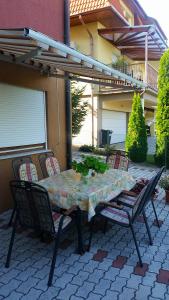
[71,82,88,136]
[155,50,169,167]
[79,144,95,153]
[125,93,147,162]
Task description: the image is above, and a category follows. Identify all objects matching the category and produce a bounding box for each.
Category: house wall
[0,62,66,213]
[0,0,64,41]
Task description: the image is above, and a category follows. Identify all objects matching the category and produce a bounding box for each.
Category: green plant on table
[72,155,108,177]
[159,175,169,191]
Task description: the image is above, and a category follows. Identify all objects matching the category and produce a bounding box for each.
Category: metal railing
[112,63,158,91]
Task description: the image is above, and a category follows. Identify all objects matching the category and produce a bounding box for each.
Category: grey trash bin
[100,129,112,146]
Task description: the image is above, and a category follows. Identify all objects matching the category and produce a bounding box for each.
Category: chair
[6,180,83,287]
[117,166,165,228]
[39,152,60,178]
[88,179,155,267]
[106,151,129,171]
[9,157,39,226]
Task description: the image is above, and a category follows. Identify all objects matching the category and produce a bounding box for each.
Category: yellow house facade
[70,0,167,146]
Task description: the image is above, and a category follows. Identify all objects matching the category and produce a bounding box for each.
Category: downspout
[64,0,72,169]
[79,15,95,147]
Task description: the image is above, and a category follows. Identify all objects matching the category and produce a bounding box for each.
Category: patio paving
[0,166,169,299]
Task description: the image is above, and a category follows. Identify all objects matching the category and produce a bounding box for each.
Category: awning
[0,28,145,91]
[98,25,168,61]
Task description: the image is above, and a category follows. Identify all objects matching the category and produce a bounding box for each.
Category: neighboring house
[70,0,167,146]
[0,0,144,212]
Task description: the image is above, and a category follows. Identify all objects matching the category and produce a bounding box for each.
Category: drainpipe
[79,15,95,147]
[64,0,72,169]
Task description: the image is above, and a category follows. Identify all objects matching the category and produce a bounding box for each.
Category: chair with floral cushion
[106,151,129,171]
[117,166,165,228]
[39,152,60,178]
[12,156,38,182]
[6,180,83,287]
[9,157,39,226]
[88,178,155,267]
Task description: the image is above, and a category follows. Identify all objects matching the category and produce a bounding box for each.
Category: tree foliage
[125,93,147,162]
[71,82,88,136]
[155,49,169,166]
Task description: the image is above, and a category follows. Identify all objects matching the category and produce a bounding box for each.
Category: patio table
[39,168,136,221]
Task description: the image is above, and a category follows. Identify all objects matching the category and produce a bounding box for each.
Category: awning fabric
[0,28,145,91]
[98,25,168,61]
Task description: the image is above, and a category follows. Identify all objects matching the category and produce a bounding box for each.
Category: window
[0,83,47,154]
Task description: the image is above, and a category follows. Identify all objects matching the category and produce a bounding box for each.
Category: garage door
[102,110,127,143]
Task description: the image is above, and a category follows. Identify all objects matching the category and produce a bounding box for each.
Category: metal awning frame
[0,28,146,91]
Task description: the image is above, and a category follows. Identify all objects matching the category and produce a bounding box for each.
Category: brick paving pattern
[0,166,169,299]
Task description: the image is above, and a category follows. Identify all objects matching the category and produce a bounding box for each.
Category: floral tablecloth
[39,169,136,221]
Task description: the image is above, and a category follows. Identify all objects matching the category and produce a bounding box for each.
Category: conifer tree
[155,49,169,166]
[125,93,147,162]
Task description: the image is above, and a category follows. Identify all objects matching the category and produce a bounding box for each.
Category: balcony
[112,62,158,92]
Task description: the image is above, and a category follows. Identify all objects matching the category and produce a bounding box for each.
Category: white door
[102,110,127,143]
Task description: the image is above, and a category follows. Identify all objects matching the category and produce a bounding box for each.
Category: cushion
[117,194,137,207]
[19,162,38,182]
[46,157,60,177]
[100,206,129,224]
[52,212,72,232]
[108,154,129,171]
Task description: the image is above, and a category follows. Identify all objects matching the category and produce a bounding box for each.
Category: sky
[138,0,169,42]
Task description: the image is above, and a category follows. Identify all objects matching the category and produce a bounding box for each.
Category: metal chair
[9,156,39,226]
[6,180,83,287]
[117,166,165,228]
[88,179,155,267]
[106,151,129,171]
[39,152,60,178]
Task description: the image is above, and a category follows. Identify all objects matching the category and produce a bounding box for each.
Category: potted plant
[159,175,169,203]
[72,155,108,183]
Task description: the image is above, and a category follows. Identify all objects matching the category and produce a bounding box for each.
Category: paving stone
[67,261,85,275]
[157,269,169,284]
[111,277,127,292]
[98,259,112,271]
[88,269,105,283]
[135,284,151,299]
[152,282,167,299]
[119,265,133,278]
[83,260,99,273]
[87,293,102,300]
[119,287,135,300]
[0,279,21,297]
[104,266,120,280]
[54,273,74,289]
[127,274,142,289]
[17,277,39,294]
[70,296,84,300]
[17,267,37,281]
[39,286,60,300]
[0,268,20,284]
[149,261,162,273]
[133,263,149,276]
[72,270,89,286]
[93,250,108,262]
[112,256,128,269]
[20,288,42,300]
[142,272,157,287]
[102,290,119,300]
[93,279,111,296]
[76,281,94,298]
[4,291,23,300]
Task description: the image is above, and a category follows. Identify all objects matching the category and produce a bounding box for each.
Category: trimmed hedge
[125,93,147,162]
[155,49,169,167]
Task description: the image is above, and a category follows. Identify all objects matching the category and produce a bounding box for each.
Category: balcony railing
[112,63,158,91]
